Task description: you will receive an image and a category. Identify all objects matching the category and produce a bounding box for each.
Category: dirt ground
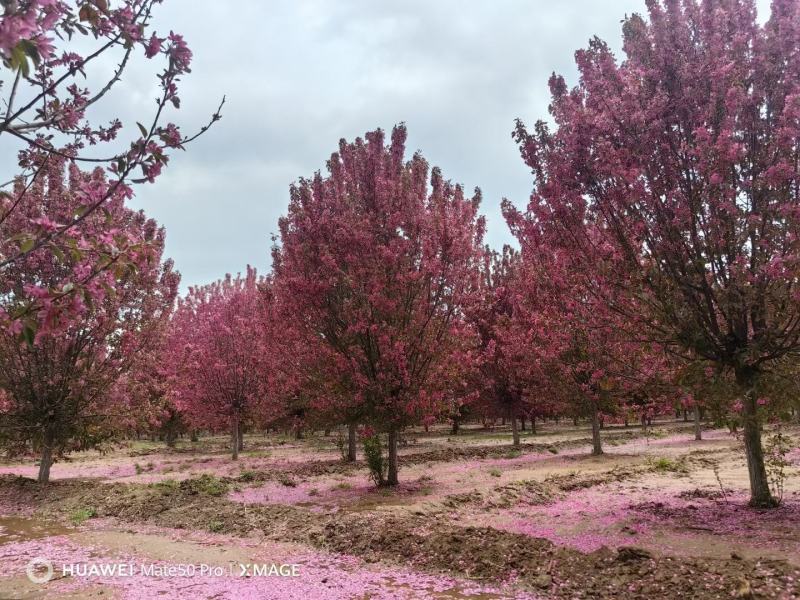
[1,420,799,599]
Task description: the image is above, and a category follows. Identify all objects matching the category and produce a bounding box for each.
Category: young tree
[512,0,800,505]
[0,0,221,336]
[273,125,485,485]
[165,268,274,460]
[466,246,531,447]
[0,159,179,482]
[503,208,673,456]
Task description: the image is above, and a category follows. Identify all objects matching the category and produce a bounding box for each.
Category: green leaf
[11,45,30,77]
[50,244,65,262]
[137,122,148,138]
[22,324,35,347]
[18,40,41,68]
[20,237,35,253]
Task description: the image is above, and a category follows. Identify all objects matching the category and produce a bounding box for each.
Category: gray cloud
[123,0,771,289]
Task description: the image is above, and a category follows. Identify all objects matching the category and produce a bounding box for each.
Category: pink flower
[144,33,163,58]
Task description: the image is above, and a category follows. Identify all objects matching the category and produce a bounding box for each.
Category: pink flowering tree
[465,246,532,447]
[502,209,673,455]
[166,268,275,460]
[0,0,221,338]
[273,125,485,485]
[512,0,800,506]
[0,158,179,482]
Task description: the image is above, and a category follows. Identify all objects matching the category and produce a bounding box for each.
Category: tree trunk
[520,415,526,431]
[736,368,775,507]
[386,429,399,486]
[511,414,520,447]
[190,430,198,442]
[624,416,629,428]
[165,429,177,448]
[238,421,244,451]
[37,432,54,484]
[531,414,537,435]
[591,410,603,456]
[231,411,240,461]
[572,416,578,427]
[683,409,689,422]
[347,422,357,462]
[693,403,702,441]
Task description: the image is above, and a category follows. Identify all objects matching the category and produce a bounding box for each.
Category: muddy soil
[1,421,798,599]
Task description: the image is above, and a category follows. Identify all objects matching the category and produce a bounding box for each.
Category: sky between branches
[123,0,772,290]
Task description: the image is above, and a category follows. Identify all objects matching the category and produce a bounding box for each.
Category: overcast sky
[125,0,771,290]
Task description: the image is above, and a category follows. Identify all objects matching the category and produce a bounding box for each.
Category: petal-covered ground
[0,521,538,599]
[1,420,799,599]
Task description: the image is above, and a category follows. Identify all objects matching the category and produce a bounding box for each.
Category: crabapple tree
[273,125,485,485]
[0,158,179,482]
[511,0,800,506]
[0,0,221,337]
[165,268,275,460]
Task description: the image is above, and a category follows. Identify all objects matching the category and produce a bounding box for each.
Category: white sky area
[113,0,771,290]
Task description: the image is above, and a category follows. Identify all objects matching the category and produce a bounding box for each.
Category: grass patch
[150,474,229,497]
[152,479,179,494]
[69,507,96,525]
[238,470,257,482]
[488,468,503,478]
[278,475,297,488]
[208,520,225,532]
[187,474,229,496]
[648,457,688,474]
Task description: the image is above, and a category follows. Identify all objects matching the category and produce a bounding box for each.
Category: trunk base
[347,422,357,462]
[386,430,399,486]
